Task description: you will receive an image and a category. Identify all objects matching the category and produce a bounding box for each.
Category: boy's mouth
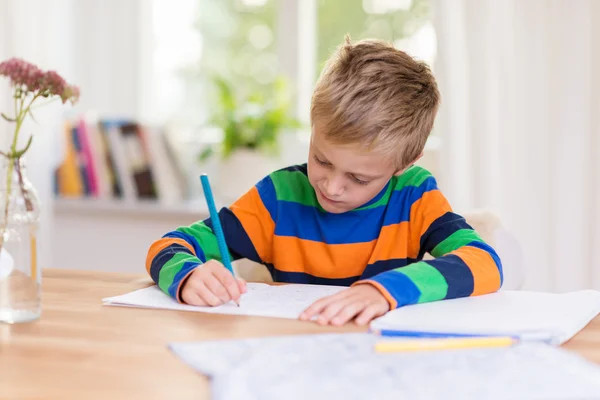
[317,188,342,204]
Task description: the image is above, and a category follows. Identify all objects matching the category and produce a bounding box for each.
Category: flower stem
[0,90,39,249]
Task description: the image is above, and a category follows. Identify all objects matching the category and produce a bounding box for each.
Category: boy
[145,37,503,326]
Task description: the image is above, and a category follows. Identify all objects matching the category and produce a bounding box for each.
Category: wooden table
[2,270,600,400]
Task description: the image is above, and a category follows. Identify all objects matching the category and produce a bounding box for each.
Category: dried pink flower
[0,57,80,160]
[61,84,80,104]
[0,57,44,92]
[0,58,79,104]
[41,70,66,97]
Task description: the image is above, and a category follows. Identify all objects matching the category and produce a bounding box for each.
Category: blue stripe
[418,212,473,258]
[273,175,438,244]
[255,176,277,222]
[367,269,422,308]
[360,258,419,280]
[168,261,200,298]
[274,201,385,244]
[424,254,475,299]
[358,180,390,208]
[269,268,359,286]
[382,176,438,226]
[150,244,194,284]
[206,208,262,263]
[465,240,504,285]
[163,231,205,262]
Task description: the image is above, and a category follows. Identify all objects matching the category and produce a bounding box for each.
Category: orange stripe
[272,235,375,278]
[409,189,452,246]
[453,246,501,295]
[352,280,398,309]
[370,221,419,262]
[145,238,195,274]
[231,186,275,263]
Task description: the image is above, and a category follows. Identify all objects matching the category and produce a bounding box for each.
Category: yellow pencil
[374,336,516,353]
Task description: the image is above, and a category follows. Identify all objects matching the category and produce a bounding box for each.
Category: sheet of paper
[169,333,600,400]
[102,283,346,319]
[371,289,600,344]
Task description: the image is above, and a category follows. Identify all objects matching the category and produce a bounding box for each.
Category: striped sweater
[145,164,503,309]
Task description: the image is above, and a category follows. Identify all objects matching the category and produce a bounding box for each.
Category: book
[54,115,189,205]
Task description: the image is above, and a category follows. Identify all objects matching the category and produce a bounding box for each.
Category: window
[148,0,435,134]
[316,0,435,78]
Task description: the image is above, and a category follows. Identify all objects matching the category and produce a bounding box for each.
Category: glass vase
[0,156,41,323]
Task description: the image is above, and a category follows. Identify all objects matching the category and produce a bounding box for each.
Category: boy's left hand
[299,284,390,326]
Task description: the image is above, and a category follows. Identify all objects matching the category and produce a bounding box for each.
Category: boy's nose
[323,177,345,198]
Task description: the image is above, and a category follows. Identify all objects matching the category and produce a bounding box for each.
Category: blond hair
[310,36,440,170]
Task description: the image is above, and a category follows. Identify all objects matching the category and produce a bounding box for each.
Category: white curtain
[432,0,600,292]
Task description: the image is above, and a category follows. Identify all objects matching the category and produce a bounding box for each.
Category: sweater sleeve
[145,175,277,302]
[353,179,503,309]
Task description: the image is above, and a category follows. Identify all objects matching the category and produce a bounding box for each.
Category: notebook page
[370,289,600,344]
[102,283,346,319]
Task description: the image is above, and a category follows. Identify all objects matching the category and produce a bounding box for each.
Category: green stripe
[177,221,232,262]
[392,166,432,192]
[395,261,448,303]
[431,229,484,257]
[158,252,198,294]
[269,166,433,211]
[355,182,394,211]
[270,169,322,209]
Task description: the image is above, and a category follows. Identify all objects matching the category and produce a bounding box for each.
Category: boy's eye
[314,155,330,166]
[351,175,369,185]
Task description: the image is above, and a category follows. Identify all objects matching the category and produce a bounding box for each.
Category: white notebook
[371,289,600,344]
[102,284,600,344]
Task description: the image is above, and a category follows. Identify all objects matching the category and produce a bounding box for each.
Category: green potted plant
[198,74,301,202]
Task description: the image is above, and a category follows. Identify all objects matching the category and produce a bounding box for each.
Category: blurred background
[0,0,598,293]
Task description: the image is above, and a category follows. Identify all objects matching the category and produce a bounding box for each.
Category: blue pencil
[371,328,556,344]
[370,328,516,340]
[200,174,239,306]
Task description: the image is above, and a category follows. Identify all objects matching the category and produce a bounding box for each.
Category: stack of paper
[168,333,600,400]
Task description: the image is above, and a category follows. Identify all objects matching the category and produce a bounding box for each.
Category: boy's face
[307,125,407,213]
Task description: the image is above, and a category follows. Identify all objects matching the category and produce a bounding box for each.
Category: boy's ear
[393,151,424,176]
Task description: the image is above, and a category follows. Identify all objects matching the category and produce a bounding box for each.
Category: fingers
[212,266,241,302]
[191,281,223,307]
[181,288,204,306]
[328,300,365,326]
[237,278,247,294]
[355,303,386,326]
[314,297,354,326]
[299,285,390,326]
[299,290,352,321]
[202,272,233,304]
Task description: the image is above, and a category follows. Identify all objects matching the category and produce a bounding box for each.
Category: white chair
[461,210,524,291]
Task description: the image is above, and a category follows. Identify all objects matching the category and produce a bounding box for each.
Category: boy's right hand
[181,260,247,306]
